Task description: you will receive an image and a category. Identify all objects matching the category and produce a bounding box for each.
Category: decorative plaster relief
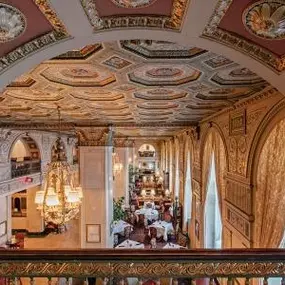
[192,179,201,196]
[202,0,285,72]
[81,0,188,31]
[41,66,116,87]
[129,64,200,86]
[102,56,132,70]
[226,204,251,239]
[243,1,285,40]
[0,4,26,43]
[134,88,187,100]
[229,110,246,136]
[229,136,247,175]
[111,0,158,9]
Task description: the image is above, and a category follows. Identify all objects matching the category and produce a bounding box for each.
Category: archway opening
[10,136,41,179]
[204,153,222,249]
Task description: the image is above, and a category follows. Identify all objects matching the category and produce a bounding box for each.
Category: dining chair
[149,227,157,239]
[124,226,132,239]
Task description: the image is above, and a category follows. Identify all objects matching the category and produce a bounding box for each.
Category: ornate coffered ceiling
[0,40,269,138]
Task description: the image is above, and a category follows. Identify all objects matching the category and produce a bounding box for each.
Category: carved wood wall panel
[225,179,251,215]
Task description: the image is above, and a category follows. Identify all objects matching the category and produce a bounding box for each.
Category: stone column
[169,140,173,194]
[124,147,130,207]
[80,146,113,248]
[105,146,114,248]
[113,147,126,200]
[27,186,44,233]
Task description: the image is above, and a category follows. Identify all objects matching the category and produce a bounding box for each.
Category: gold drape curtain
[255,119,285,248]
[202,130,226,222]
[202,132,214,202]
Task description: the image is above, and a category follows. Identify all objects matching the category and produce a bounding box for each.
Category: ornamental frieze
[1,259,285,278]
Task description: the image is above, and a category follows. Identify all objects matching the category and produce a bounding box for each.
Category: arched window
[204,153,222,249]
[183,149,192,231]
[138,144,156,157]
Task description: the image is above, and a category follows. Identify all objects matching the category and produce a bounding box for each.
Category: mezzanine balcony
[0,249,284,285]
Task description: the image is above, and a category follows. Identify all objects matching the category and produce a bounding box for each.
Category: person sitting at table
[163,211,172,223]
[150,237,157,249]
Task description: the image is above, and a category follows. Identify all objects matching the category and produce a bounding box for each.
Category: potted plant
[113,196,126,221]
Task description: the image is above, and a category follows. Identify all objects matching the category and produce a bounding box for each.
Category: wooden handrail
[1,248,285,261]
[1,249,285,279]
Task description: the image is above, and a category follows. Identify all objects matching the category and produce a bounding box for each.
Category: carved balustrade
[0,249,285,284]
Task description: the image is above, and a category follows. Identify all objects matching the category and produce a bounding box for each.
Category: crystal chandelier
[34,107,82,225]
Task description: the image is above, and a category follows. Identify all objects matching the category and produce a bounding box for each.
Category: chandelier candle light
[35,107,83,225]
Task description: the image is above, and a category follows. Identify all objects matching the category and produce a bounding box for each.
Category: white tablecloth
[163,242,186,249]
[115,239,145,249]
[112,220,133,235]
[149,221,174,241]
[135,208,159,221]
[143,201,155,209]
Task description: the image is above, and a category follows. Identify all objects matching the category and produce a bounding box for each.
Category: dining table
[135,208,159,222]
[163,242,186,249]
[149,220,174,241]
[115,239,145,249]
[112,220,133,235]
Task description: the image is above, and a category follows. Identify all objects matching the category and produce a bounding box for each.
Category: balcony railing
[138,151,155,158]
[0,249,285,283]
[11,160,41,179]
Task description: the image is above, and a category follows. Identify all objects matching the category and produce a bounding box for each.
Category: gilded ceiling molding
[111,0,158,9]
[0,0,69,75]
[81,0,189,31]
[202,0,285,73]
[200,86,277,123]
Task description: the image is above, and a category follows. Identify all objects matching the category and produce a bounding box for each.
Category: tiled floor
[24,219,80,249]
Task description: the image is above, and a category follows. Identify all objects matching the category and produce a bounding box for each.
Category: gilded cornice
[202,0,285,73]
[81,0,189,31]
[200,86,279,124]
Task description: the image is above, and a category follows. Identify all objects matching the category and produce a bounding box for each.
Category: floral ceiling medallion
[243,1,285,40]
[111,0,158,9]
[0,4,26,43]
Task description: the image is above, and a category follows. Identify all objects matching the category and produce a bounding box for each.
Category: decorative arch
[248,99,285,181]
[8,132,42,163]
[248,100,285,247]
[9,134,42,179]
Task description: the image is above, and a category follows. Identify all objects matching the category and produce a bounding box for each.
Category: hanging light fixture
[35,106,82,225]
